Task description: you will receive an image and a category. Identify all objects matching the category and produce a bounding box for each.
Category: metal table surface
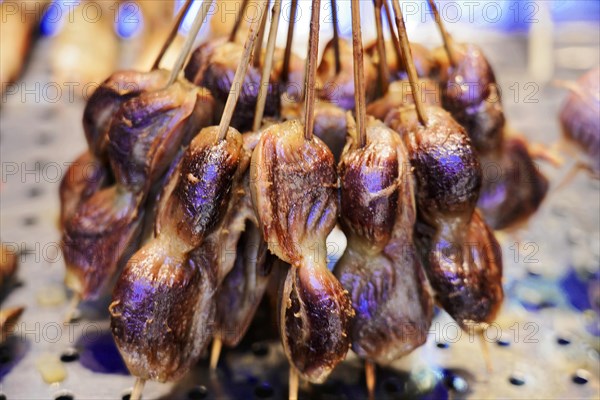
[1,23,599,400]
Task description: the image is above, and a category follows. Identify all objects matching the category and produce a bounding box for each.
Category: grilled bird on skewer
[317,39,378,110]
[190,131,274,348]
[434,43,549,230]
[334,116,433,363]
[111,126,243,382]
[250,120,354,383]
[559,67,600,175]
[63,77,215,300]
[386,106,503,330]
[185,40,281,131]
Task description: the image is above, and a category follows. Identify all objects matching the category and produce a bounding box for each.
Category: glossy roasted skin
[386,105,503,329]
[414,211,503,328]
[560,67,600,173]
[478,136,549,230]
[317,39,378,110]
[366,40,436,82]
[367,79,441,122]
[59,151,109,228]
[386,106,482,220]
[281,101,347,161]
[83,69,170,159]
[335,117,433,363]
[185,41,280,132]
[250,120,353,383]
[110,127,243,382]
[435,43,548,228]
[64,80,214,299]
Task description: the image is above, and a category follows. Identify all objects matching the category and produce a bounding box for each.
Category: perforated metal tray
[1,24,599,400]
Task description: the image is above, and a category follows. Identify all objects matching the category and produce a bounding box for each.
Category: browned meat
[110,126,243,382]
[281,100,347,161]
[559,67,600,173]
[83,69,170,160]
[386,105,503,330]
[63,80,215,300]
[366,40,436,81]
[250,120,353,383]
[478,136,549,230]
[367,79,441,121]
[185,40,280,132]
[59,151,109,228]
[434,43,548,229]
[317,39,378,110]
[334,117,433,363]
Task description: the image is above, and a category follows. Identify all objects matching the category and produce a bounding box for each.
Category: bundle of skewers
[57,0,599,399]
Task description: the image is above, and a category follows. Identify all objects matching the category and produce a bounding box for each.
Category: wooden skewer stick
[217,14,261,141]
[167,0,215,86]
[151,0,194,70]
[209,335,223,371]
[229,0,250,42]
[330,0,341,75]
[365,359,376,400]
[253,0,270,68]
[289,367,299,400]
[373,0,390,94]
[303,0,322,141]
[281,0,298,84]
[427,0,457,67]
[253,0,282,131]
[351,0,366,148]
[63,292,80,324]
[130,377,146,400]
[391,0,428,126]
[478,329,493,374]
[382,0,404,74]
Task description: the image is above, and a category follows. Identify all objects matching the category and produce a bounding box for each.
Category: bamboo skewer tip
[289,368,299,400]
[302,0,323,141]
[63,292,80,324]
[351,0,367,148]
[365,359,376,400]
[209,336,223,371]
[130,378,146,400]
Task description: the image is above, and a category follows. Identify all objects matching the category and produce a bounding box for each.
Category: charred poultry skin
[185,40,280,132]
[110,127,243,382]
[63,80,215,300]
[434,43,548,230]
[250,120,354,383]
[199,131,274,347]
[83,69,171,160]
[334,116,433,363]
[386,106,503,330]
[317,39,378,111]
[559,67,600,174]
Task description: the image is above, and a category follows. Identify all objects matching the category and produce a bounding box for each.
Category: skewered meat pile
[110,126,243,382]
[62,71,215,301]
[51,0,572,397]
